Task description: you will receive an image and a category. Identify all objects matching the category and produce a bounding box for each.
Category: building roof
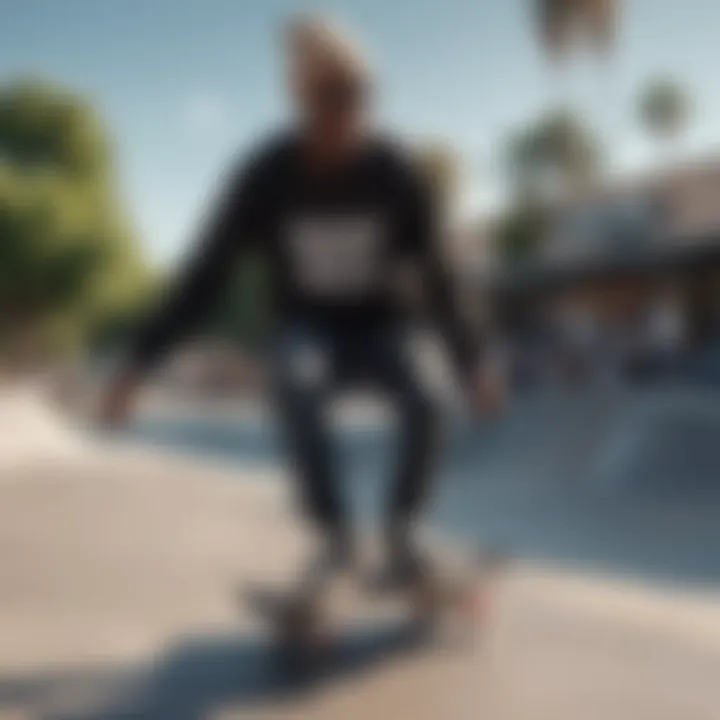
[466,154,720,293]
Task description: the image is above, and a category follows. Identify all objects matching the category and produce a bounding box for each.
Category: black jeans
[273,317,440,543]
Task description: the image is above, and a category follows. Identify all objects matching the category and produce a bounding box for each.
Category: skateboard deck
[243,539,510,670]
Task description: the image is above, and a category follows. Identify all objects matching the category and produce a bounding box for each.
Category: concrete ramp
[129,385,720,584]
[0,447,718,719]
[0,387,90,470]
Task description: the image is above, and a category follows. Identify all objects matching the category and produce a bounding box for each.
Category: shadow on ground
[0,621,436,719]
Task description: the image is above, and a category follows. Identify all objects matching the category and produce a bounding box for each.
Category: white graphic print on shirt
[286,214,385,298]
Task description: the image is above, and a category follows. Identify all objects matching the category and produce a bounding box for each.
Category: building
[480,157,720,342]
[458,157,720,384]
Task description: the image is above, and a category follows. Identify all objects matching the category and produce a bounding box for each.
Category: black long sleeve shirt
[130,133,479,377]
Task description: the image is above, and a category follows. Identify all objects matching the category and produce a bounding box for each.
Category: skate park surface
[1,385,719,718]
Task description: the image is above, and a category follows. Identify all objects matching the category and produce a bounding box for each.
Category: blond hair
[284,15,370,88]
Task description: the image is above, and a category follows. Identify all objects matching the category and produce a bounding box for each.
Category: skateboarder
[101,16,504,594]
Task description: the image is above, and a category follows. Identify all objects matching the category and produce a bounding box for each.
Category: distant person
[101,17,503,595]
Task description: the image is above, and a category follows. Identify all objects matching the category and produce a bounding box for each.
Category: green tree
[495,200,548,266]
[638,77,690,147]
[0,79,152,366]
[507,109,600,201]
[210,252,272,350]
[498,109,600,265]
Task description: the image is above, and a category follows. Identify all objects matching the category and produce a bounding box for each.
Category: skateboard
[377,543,510,640]
[245,585,336,668]
[244,543,509,669]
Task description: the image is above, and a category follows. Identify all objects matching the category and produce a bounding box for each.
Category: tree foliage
[535,0,619,58]
[638,77,689,141]
[210,252,272,349]
[498,109,600,266]
[506,109,600,201]
[496,200,548,266]
[0,79,153,364]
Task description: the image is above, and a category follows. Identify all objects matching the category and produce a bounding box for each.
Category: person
[101,16,503,594]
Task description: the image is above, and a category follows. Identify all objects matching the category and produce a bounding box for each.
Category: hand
[99,367,141,429]
[470,362,508,419]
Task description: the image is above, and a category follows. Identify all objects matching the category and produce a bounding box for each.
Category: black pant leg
[274,322,345,537]
[373,327,441,527]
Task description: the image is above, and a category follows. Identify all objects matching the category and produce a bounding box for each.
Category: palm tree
[535,0,619,60]
[498,110,600,264]
[533,2,621,167]
[508,109,600,200]
[638,77,690,151]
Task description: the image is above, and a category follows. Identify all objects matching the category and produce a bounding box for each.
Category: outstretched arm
[400,169,479,380]
[100,156,268,426]
[130,160,266,371]
[399,165,506,416]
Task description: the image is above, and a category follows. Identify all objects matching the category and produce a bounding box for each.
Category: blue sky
[2,0,719,265]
